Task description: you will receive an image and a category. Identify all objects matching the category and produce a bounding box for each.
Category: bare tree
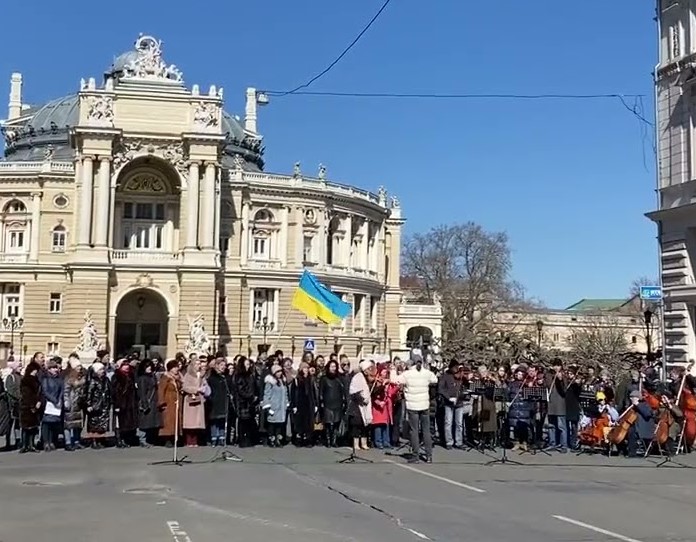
[402,222,530,351]
[566,314,630,380]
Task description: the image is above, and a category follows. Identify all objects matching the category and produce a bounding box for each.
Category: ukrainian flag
[292,270,352,325]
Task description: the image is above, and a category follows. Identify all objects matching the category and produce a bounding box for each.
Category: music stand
[485,387,523,466]
[150,393,192,467]
[518,387,552,457]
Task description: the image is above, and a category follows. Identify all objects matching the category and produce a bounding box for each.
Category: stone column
[296,208,304,265]
[185,162,200,249]
[240,201,250,265]
[344,214,352,267]
[78,156,94,246]
[94,156,111,246]
[29,193,41,261]
[279,206,289,266]
[360,220,369,270]
[200,162,216,249]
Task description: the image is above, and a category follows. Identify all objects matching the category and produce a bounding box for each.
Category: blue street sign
[303,339,315,352]
[640,286,662,301]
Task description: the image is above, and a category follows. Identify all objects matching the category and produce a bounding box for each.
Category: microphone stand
[151,385,191,467]
[211,378,242,463]
[485,382,522,466]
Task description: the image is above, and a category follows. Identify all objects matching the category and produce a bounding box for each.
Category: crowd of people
[0,348,693,463]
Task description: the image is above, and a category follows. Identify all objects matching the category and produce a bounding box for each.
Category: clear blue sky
[0,0,657,308]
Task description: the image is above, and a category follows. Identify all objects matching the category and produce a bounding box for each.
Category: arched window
[4,200,26,214]
[250,208,277,261]
[51,225,67,252]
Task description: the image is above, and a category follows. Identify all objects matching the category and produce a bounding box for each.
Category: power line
[262,89,654,127]
[276,0,393,96]
[265,90,646,100]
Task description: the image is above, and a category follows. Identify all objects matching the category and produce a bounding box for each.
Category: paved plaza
[2,445,696,542]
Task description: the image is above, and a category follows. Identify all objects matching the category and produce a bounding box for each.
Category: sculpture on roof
[122,34,183,82]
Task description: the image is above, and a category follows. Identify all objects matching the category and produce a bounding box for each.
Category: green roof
[564,298,630,311]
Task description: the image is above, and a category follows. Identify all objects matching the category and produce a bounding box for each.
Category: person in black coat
[112,362,138,447]
[290,362,317,447]
[207,358,230,447]
[19,361,43,453]
[319,360,345,448]
[564,368,583,450]
[136,359,161,446]
[233,356,258,448]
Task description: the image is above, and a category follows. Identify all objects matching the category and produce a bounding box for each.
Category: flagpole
[276,303,293,338]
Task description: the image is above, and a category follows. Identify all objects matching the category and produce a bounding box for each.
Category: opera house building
[0,35,441,362]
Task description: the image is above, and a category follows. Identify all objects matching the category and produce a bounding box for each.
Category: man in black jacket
[438,360,468,449]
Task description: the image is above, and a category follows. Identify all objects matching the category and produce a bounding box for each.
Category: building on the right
[646,2,696,364]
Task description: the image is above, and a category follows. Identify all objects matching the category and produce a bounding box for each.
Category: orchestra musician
[507,366,535,452]
[565,367,583,450]
[545,359,568,453]
[680,374,696,453]
[626,390,655,458]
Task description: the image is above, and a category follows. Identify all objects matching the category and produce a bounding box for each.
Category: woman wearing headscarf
[137,359,161,446]
[19,361,43,453]
[348,360,375,451]
[181,358,209,447]
[290,362,317,447]
[112,360,138,448]
[233,356,258,448]
[158,359,182,447]
[319,359,345,448]
[4,360,21,450]
[63,361,87,451]
[84,362,112,449]
[40,359,64,451]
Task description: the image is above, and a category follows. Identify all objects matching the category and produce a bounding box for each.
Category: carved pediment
[122,173,168,193]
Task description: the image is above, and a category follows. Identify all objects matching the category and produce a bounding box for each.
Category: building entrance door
[115,289,168,358]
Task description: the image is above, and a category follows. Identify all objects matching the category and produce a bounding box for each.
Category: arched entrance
[115,289,169,358]
[406,326,433,348]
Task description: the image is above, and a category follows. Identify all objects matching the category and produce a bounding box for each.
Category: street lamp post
[644,309,653,356]
[19,331,24,363]
[3,316,24,359]
[257,316,274,354]
[536,320,544,348]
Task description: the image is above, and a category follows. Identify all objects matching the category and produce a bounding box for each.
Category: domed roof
[2,94,263,170]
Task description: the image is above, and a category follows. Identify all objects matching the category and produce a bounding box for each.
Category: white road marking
[553,515,645,542]
[406,527,432,540]
[384,459,486,493]
[166,520,193,542]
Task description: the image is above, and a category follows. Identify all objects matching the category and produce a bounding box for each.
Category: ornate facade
[0,35,412,362]
[648,2,696,364]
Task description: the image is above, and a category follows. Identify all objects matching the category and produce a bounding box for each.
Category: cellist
[626,390,655,458]
[679,374,696,453]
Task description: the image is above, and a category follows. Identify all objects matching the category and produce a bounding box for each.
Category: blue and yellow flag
[291,270,351,325]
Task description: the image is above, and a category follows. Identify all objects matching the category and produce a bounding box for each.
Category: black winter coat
[565,382,582,422]
[86,376,112,434]
[319,374,345,425]
[112,370,138,432]
[0,379,11,436]
[290,375,316,435]
[137,374,161,430]
[19,364,42,429]
[207,371,230,421]
[234,373,257,421]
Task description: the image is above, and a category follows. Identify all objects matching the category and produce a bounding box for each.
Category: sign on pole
[303,339,315,352]
[639,286,662,301]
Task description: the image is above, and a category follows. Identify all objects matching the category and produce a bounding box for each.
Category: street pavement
[1,444,696,542]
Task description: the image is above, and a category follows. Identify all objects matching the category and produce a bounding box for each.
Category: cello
[607,405,639,446]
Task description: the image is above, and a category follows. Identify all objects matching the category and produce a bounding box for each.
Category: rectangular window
[155,203,165,221]
[8,230,24,250]
[251,289,276,330]
[49,293,62,314]
[219,295,227,317]
[135,203,153,220]
[52,230,66,252]
[303,236,313,263]
[6,295,20,318]
[47,342,59,357]
[353,294,363,330]
[123,202,133,219]
[252,237,268,259]
[370,296,378,331]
